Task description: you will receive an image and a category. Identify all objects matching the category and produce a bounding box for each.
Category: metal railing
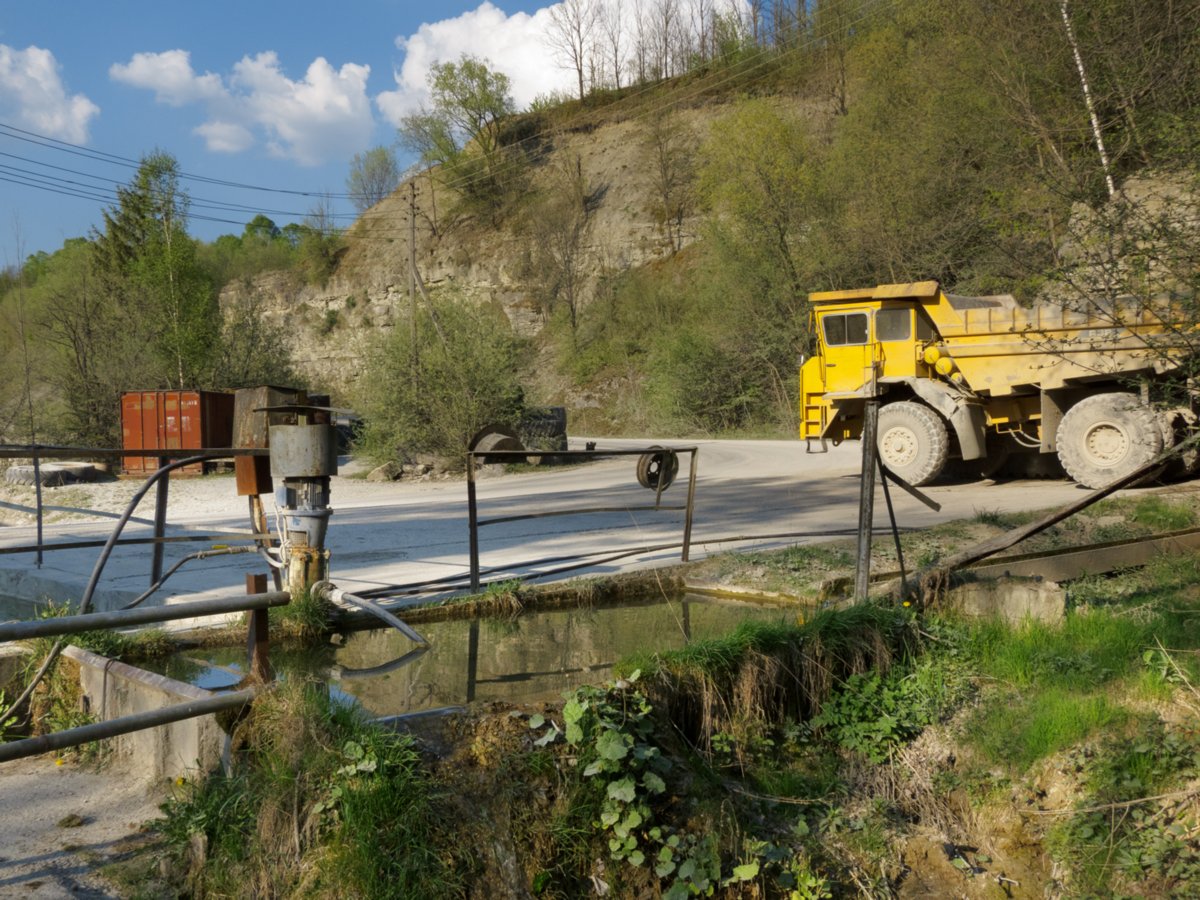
[465,446,699,591]
[0,583,290,764]
[0,445,268,581]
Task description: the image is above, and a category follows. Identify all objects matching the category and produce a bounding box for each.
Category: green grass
[158,679,462,898]
[1043,715,1200,895]
[963,611,1156,690]
[267,587,333,642]
[1123,494,1196,531]
[969,688,1129,769]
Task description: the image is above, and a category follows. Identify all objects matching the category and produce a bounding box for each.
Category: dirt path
[0,754,165,897]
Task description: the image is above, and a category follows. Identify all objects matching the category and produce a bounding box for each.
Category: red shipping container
[120,390,235,475]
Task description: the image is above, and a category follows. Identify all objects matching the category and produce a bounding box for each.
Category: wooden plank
[970,530,1200,582]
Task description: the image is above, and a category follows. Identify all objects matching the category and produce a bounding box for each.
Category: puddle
[146,595,796,718]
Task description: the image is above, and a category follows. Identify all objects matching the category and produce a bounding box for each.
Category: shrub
[354,290,529,462]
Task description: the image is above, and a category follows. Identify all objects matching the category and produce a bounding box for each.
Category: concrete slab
[63,645,226,780]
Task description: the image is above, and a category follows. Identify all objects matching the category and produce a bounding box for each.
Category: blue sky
[0,1,579,266]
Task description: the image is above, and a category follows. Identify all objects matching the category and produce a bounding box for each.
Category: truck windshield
[823,312,869,346]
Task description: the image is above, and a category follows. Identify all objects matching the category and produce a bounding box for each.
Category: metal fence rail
[0,445,267,574]
[0,591,290,642]
[465,446,699,591]
[0,588,289,764]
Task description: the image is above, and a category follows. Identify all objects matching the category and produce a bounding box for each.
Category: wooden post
[854,402,879,603]
[248,495,282,591]
[246,573,271,682]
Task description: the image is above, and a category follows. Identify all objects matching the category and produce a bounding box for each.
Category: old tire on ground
[1056,393,1164,489]
[469,425,527,465]
[876,401,949,486]
[636,446,679,491]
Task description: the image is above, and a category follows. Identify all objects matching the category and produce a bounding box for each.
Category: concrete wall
[63,645,226,780]
[0,644,28,694]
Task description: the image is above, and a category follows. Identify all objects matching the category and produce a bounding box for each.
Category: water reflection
[151,595,793,718]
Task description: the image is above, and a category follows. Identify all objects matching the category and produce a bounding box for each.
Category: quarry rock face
[218,106,728,398]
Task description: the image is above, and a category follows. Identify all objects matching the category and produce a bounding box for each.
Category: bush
[354,291,529,462]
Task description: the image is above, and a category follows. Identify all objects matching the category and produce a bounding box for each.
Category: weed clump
[268,588,334,643]
[158,679,460,898]
[632,604,919,751]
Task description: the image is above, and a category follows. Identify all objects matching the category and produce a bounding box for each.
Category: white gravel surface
[0,755,162,898]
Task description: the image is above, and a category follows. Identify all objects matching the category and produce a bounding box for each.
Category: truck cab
[800,283,940,444]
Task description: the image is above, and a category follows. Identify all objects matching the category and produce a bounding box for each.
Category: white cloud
[109,49,374,166]
[377,1,570,125]
[110,50,224,106]
[193,120,254,154]
[0,44,99,143]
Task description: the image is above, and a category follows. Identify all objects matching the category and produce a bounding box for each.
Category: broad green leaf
[563,698,585,724]
[596,730,630,761]
[642,772,667,794]
[607,777,637,803]
[728,861,759,882]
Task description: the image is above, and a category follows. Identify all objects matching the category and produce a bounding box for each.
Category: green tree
[92,151,219,390]
[525,152,595,337]
[36,239,127,444]
[698,99,815,301]
[397,55,519,213]
[294,197,345,285]
[355,292,527,461]
[346,146,401,214]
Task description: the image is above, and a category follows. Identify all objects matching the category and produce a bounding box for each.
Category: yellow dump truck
[799,281,1197,488]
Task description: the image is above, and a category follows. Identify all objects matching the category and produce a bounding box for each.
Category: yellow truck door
[818,309,876,395]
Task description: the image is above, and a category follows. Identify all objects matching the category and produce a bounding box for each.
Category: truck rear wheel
[1056,393,1163,489]
[877,401,949,486]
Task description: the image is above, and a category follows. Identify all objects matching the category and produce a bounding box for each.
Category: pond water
[145,595,796,718]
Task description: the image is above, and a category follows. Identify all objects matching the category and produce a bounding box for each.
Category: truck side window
[876,308,911,341]
[916,308,936,340]
[823,312,869,346]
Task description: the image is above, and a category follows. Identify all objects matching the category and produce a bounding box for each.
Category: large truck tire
[877,401,949,486]
[1056,393,1164,489]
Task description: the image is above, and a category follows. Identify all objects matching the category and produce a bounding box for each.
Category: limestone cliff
[219,105,729,399]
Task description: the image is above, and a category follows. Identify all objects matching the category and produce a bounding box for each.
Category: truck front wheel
[1056,393,1163,489]
[876,401,949,486]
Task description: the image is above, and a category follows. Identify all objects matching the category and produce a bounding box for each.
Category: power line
[0,121,359,200]
[1,1,895,246]
[0,151,357,221]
